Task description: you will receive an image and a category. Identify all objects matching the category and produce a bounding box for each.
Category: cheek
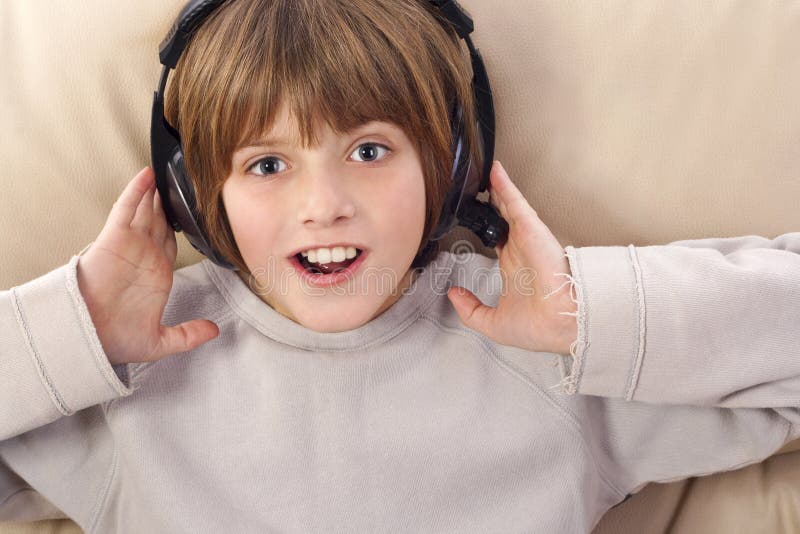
[380,173,427,238]
[409,173,428,229]
[222,186,282,264]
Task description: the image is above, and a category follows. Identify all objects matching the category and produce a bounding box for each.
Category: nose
[295,170,356,227]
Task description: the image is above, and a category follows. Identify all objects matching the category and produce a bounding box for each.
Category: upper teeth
[301,246,359,264]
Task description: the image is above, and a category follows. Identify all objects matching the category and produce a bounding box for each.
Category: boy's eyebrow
[236,135,297,152]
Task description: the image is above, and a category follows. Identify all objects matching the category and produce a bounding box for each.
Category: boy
[2,1,799,532]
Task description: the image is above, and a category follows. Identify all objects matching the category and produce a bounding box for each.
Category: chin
[295,305,375,333]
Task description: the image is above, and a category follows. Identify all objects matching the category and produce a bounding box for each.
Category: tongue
[312,258,355,275]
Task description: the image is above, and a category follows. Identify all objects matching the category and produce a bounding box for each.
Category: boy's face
[222,103,427,333]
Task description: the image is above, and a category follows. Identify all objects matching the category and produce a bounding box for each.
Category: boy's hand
[77,167,219,365]
[447,161,578,356]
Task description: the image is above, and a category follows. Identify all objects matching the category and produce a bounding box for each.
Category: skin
[447,161,578,356]
[74,109,576,367]
[222,103,426,333]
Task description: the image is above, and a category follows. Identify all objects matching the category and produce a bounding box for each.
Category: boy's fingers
[131,181,156,233]
[487,164,514,249]
[151,189,166,243]
[489,161,538,225]
[447,286,496,340]
[109,167,155,229]
[164,228,178,263]
[152,188,170,243]
[153,320,220,361]
[489,185,509,222]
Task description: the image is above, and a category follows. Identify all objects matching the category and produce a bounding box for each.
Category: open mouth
[295,248,363,275]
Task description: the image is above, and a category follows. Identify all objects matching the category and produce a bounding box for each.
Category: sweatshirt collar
[203,251,455,352]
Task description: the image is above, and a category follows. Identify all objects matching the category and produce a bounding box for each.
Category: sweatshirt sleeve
[1,252,138,521]
[547,232,800,500]
[554,231,800,409]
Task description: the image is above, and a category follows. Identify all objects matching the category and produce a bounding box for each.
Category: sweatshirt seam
[417,313,626,499]
[625,245,647,401]
[88,442,120,534]
[102,307,237,416]
[0,486,36,509]
[204,259,444,352]
[9,286,72,415]
[648,428,790,484]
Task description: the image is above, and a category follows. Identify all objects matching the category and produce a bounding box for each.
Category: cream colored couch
[1,1,799,532]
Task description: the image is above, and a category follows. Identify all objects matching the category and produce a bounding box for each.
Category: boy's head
[163,0,483,331]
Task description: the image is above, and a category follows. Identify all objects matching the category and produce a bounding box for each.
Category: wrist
[544,276,579,356]
[553,315,578,356]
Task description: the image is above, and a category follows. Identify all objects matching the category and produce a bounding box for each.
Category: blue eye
[350,143,391,162]
[246,143,391,177]
[248,157,287,176]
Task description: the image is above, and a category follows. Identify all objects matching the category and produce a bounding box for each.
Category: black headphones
[151,0,508,271]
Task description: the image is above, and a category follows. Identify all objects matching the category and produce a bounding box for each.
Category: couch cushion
[594,449,800,533]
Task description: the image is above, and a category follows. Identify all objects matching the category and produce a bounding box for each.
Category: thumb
[154,320,220,360]
[447,286,495,337]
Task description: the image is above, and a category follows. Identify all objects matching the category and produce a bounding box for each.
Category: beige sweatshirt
[2,233,799,533]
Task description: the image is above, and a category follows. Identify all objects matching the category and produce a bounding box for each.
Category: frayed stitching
[546,247,589,395]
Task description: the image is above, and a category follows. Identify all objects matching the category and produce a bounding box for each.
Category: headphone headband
[159,0,226,68]
[160,0,474,69]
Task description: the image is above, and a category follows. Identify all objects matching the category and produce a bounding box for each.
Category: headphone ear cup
[163,146,238,270]
[151,84,238,271]
[428,101,476,242]
[451,103,473,186]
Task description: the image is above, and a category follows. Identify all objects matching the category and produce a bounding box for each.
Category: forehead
[235,103,303,150]
[235,101,407,152]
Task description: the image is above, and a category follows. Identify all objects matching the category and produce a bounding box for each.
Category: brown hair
[164,0,483,275]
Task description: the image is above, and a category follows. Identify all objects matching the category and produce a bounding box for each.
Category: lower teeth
[299,252,359,275]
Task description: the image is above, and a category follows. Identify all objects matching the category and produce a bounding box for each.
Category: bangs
[214,0,457,161]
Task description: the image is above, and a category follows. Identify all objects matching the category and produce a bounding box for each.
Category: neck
[235,263,424,326]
